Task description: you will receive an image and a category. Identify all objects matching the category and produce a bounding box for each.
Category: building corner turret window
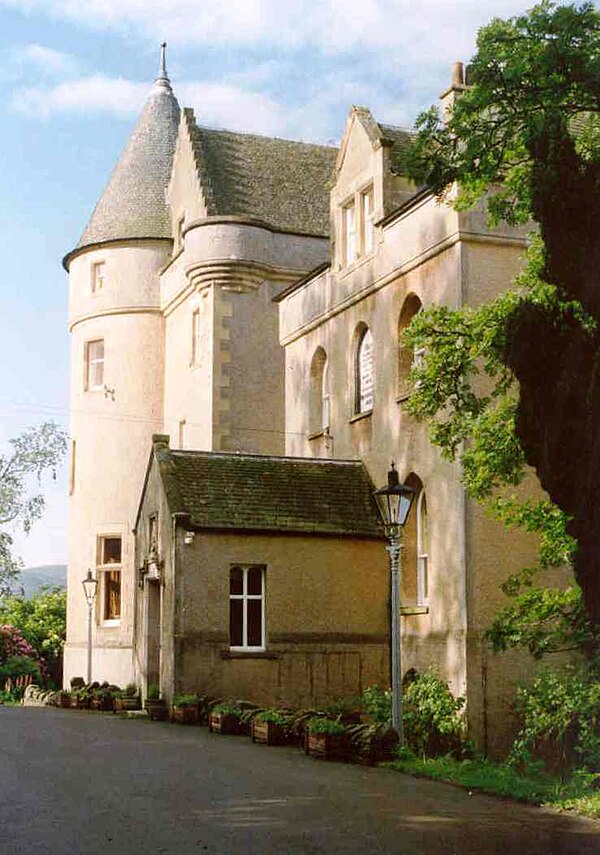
[191,309,201,366]
[85,339,104,391]
[97,535,122,625]
[91,261,105,293]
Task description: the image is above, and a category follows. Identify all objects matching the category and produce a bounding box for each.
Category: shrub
[403,668,466,758]
[510,664,600,774]
[147,683,161,700]
[362,685,392,725]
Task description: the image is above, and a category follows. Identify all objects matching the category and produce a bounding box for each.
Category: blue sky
[0,0,543,567]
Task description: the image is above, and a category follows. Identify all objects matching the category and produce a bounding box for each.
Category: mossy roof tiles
[155,447,383,539]
[75,79,181,252]
[189,117,337,237]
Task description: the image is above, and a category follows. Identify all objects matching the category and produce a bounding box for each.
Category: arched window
[401,473,429,606]
[355,326,374,414]
[397,294,423,398]
[309,347,329,434]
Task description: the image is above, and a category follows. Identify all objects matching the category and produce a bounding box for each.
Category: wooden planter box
[208,712,243,735]
[90,695,113,712]
[251,720,289,746]
[145,699,168,721]
[59,692,72,709]
[350,730,399,765]
[305,732,348,761]
[171,704,200,724]
[113,696,141,713]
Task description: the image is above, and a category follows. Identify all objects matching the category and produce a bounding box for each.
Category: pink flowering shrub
[0,624,47,680]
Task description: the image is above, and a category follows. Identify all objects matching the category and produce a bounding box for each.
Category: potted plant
[90,685,114,712]
[59,690,72,709]
[113,683,141,712]
[251,709,291,746]
[208,702,245,735]
[305,717,348,760]
[171,694,200,724]
[74,687,91,710]
[144,684,168,721]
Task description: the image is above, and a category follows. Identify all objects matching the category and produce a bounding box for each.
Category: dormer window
[341,185,375,268]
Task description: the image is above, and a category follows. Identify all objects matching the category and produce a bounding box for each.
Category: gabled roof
[65,72,180,265]
[142,437,383,539]
[337,106,413,176]
[185,109,337,237]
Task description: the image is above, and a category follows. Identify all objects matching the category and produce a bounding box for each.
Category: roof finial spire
[158,42,168,80]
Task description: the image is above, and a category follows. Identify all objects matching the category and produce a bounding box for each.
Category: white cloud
[0,0,545,53]
[13,43,79,76]
[13,76,147,118]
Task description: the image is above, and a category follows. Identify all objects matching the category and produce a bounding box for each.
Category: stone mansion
[63,50,541,755]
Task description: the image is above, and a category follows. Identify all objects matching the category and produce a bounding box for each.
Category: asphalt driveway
[0,706,598,854]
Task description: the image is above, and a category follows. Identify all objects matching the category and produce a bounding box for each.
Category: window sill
[400,605,429,616]
[349,409,373,425]
[220,650,280,660]
[99,620,121,628]
[339,252,374,277]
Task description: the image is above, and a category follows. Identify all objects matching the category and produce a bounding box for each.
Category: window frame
[85,339,104,392]
[355,327,374,415]
[229,564,266,652]
[91,261,105,293]
[416,490,429,606]
[96,535,122,627]
[341,184,375,269]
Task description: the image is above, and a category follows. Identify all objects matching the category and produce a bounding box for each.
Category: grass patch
[386,754,600,819]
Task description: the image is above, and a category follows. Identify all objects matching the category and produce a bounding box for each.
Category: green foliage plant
[172,694,198,708]
[362,685,392,725]
[255,708,289,725]
[306,717,347,736]
[0,423,68,597]
[147,683,161,700]
[211,702,244,718]
[510,663,600,774]
[403,2,600,625]
[403,668,466,758]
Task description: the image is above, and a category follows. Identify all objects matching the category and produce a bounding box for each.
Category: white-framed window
[361,187,374,255]
[343,201,357,266]
[85,339,104,391]
[91,261,105,293]
[191,309,201,366]
[322,360,330,431]
[229,564,265,650]
[97,535,122,625]
[341,185,375,268]
[417,491,429,606]
[356,327,374,414]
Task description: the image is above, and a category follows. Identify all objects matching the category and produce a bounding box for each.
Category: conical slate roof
[70,52,180,259]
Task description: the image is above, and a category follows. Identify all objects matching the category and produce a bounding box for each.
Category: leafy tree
[404,2,600,624]
[0,422,67,597]
[0,587,66,662]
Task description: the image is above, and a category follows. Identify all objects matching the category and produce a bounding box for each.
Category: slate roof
[378,123,414,175]
[69,76,181,260]
[151,441,383,539]
[187,111,337,237]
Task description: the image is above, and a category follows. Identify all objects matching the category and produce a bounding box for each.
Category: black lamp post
[82,570,98,684]
[374,462,415,741]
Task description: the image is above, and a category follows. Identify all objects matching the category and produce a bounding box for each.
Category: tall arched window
[309,347,329,434]
[355,326,374,414]
[397,294,423,398]
[401,473,429,606]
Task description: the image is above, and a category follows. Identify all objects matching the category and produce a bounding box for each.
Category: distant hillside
[16,565,67,598]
